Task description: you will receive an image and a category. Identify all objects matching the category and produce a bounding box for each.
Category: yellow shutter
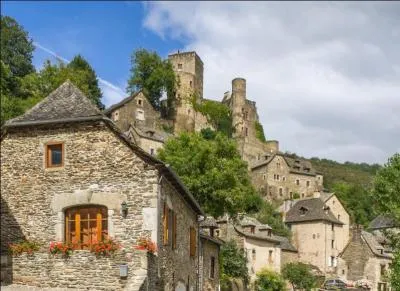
[75,212,81,245]
[97,212,102,242]
[172,212,177,249]
[163,203,169,245]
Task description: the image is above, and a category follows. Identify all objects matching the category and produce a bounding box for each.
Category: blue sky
[2,2,399,163]
[2,1,186,105]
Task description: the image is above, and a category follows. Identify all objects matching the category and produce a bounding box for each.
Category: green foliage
[161,123,174,134]
[254,268,286,291]
[309,155,380,190]
[372,153,400,288]
[220,240,249,285]
[157,132,262,217]
[254,201,291,238]
[127,48,177,111]
[192,95,233,136]
[282,262,316,291]
[292,192,300,199]
[331,182,376,226]
[0,16,35,79]
[254,121,266,142]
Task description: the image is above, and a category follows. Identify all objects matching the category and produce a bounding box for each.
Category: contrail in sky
[33,42,125,95]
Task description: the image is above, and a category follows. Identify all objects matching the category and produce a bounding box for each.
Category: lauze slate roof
[6,80,101,125]
[368,214,398,230]
[285,198,343,225]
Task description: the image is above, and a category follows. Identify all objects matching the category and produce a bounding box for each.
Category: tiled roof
[285,198,343,225]
[239,215,262,227]
[103,91,144,114]
[234,226,281,243]
[361,231,393,259]
[6,80,101,125]
[199,230,224,245]
[2,81,204,216]
[201,216,218,228]
[274,235,297,252]
[251,152,318,177]
[130,125,173,143]
[368,214,398,230]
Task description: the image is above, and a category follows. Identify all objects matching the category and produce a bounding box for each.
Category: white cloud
[143,2,400,164]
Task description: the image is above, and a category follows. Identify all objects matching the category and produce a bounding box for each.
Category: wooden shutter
[172,212,177,249]
[190,227,196,257]
[97,212,102,242]
[75,212,81,246]
[163,202,169,245]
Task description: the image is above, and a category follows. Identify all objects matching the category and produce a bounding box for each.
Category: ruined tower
[168,51,204,133]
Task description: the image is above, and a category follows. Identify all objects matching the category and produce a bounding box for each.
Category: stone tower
[168,51,204,133]
[231,78,247,139]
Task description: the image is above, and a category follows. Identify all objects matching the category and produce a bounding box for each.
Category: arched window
[65,205,108,249]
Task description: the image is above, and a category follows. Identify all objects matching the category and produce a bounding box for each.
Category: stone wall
[108,92,161,132]
[157,178,200,291]
[251,155,319,200]
[200,239,220,291]
[0,121,199,290]
[280,250,299,269]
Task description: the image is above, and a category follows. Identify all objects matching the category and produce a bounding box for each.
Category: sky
[2,1,399,164]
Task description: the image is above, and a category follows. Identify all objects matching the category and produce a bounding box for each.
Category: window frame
[210,256,215,279]
[64,205,108,249]
[45,142,64,168]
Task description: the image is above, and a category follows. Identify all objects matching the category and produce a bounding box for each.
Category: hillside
[309,157,381,190]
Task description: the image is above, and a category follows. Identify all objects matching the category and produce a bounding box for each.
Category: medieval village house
[0,81,220,291]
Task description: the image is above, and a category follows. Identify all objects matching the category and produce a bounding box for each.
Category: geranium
[90,238,120,257]
[49,241,77,258]
[134,237,157,254]
[8,240,40,256]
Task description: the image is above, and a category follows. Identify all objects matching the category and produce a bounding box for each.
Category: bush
[8,240,40,256]
[282,262,316,290]
[254,268,286,291]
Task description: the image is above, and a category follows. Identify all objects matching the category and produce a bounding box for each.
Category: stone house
[199,217,223,291]
[251,152,324,201]
[283,195,350,276]
[214,215,297,283]
[338,227,393,291]
[0,81,208,291]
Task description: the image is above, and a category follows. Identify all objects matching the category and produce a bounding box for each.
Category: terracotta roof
[5,80,101,125]
[285,198,343,225]
[2,81,204,216]
[368,214,398,230]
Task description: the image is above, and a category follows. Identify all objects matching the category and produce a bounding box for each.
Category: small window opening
[46,143,64,168]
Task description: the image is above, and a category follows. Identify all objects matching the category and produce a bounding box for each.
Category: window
[46,143,64,168]
[136,109,145,121]
[252,249,256,261]
[163,202,177,249]
[210,257,215,279]
[313,234,316,239]
[302,193,305,198]
[178,63,182,70]
[296,179,300,185]
[282,176,286,182]
[137,99,143,106]
[306,181,310,187]
[189,226,196,257]
[279,188,283,196]
[277,175,280,181]
[273,174,276,180]
[189,81,193,88]
[268,250,273,263]
[250,226,255,234]
[150,148,155,156]
[263,174,266,180]
[338,214,341,221]
[245,127,248,136]
[267,230,272,237]
[65,205,108,249]
[113,110,119,121]
[329,256,335,267]
[215,229,220,237]
[332,223,335,231]
[331,240,335,249]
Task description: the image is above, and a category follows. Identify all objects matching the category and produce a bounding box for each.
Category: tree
[254,268,286,291]
[372,153,400,289]
[127,48,176,110]
[282,262,316,291]
[0,16,35,79]
[157,131,262,217]
[220,240,249,287]
[255,201,291,238]
[67,55,103,109]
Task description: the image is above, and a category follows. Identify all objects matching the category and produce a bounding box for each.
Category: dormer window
[299,206,308,215]
[250,226,255,234]
[268,229,272,237]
